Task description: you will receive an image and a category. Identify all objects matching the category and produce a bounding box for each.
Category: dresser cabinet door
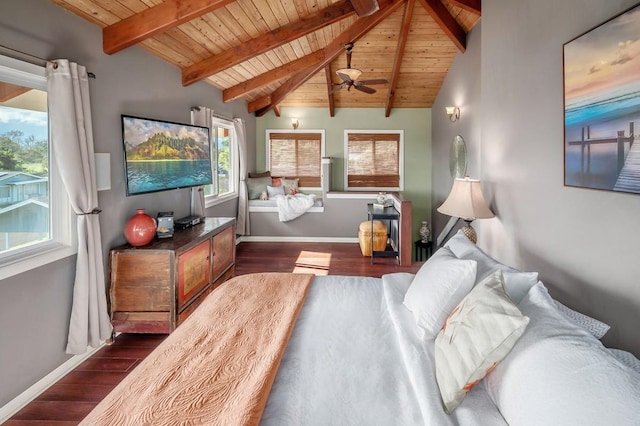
[212,225,235,280]
[177,239,211,308]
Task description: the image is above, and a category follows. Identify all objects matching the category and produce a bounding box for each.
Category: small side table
[414,240,433,261]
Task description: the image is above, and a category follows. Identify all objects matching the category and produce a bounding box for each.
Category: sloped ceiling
[49,0,480,117]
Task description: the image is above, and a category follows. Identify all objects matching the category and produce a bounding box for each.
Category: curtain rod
[0,44,96,78]
[191,106,232,121]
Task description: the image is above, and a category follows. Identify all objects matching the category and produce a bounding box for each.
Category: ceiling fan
[331,42,388,95]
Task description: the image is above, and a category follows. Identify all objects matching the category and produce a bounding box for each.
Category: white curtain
[46,60,112,355]
[190,107,211,218]
[234,118,249,235]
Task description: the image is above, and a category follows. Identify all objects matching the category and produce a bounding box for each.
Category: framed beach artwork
[563,3,640,194]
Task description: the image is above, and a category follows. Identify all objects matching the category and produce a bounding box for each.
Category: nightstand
[414,240,433,261]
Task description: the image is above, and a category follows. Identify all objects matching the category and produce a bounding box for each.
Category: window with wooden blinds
[346,131,403,190]
[267,131,323,188]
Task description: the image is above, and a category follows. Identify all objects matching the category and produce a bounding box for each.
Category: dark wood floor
[6,241,422,425]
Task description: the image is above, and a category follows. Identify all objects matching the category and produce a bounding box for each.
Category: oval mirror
[449,135,468,179]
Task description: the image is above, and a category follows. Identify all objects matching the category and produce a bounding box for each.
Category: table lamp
[437,176,494,244]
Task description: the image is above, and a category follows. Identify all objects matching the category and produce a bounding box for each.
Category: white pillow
[444,231,518,283]
[484,282,640,426]
[266,184,285,198]
[553,300,610,339]
[435,270,529,413]
[445,231,540,295]
[403,247,477,338]
[502,271,539,304]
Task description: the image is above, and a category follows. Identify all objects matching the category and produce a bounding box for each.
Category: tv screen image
[122,115,213,196]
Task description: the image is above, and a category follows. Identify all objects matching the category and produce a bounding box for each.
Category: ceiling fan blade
[358,78,388,85]
[354,85,376,94]
[330,85,346,95]
[336,72,353,83]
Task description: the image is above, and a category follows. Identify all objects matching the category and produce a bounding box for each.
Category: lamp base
[461,220,477,244]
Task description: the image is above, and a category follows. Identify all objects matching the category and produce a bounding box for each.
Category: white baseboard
[238,236,358,243]
[0,342,105,423]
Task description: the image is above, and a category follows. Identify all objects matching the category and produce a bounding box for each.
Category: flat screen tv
[121,115,213,196]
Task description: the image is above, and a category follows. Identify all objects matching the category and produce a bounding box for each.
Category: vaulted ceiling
[49,0,480,117]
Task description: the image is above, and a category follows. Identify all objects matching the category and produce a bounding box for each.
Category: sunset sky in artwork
[564,5,640,106]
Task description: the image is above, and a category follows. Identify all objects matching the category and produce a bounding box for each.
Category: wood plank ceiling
[48,0,480,117]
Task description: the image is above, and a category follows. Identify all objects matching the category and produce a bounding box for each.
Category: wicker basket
[358,220,388,256]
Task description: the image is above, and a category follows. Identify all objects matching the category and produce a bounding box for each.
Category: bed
[80,231,640,425]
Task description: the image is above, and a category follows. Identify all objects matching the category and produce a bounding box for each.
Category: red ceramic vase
[124,209,157,246]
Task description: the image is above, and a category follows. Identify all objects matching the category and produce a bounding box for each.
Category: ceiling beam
[324,65,336,117]
[349,0,380,16]
[251,0,405,116]
[417,0,466,52]
[273,106,281,117]
[385,0,415,117]
[223,50,325,102]
[182,0,356,86]
[449,0,481,15]
[0,83,31,102]
[103,0,235,55]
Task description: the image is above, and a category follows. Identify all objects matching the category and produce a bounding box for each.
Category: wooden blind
[347,132,400,188]
[269,132,321,187]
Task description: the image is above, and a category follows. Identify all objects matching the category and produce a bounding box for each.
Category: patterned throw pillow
[435,270,529,413]
[281,178,299,195]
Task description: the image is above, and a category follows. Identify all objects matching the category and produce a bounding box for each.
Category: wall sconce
[291,118,299,130]
[445,106,460,122]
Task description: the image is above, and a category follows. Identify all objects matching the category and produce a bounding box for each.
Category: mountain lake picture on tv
[122,115,213,196]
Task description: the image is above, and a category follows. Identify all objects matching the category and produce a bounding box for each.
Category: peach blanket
[80,272,313,426]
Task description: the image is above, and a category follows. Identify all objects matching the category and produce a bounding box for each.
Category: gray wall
[431,22,483,242]
[433,0,640,355]
[0,0,255,405]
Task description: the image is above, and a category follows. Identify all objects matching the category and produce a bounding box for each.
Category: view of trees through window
[0,90,50,252]
[205,122,233,197]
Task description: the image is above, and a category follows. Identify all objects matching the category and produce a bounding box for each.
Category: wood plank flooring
[6,241,423,424]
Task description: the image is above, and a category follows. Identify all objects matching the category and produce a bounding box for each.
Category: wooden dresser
[108,217,236,334]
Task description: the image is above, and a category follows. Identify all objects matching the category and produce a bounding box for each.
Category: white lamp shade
[437,177,494,220]
[336,68,363,81]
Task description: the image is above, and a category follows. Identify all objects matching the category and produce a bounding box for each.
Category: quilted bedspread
[80,272,313,426]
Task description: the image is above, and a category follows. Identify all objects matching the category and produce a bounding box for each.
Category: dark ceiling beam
[324,65,336,117]
[250,0,405,116]
[449,0,481,15]
[385,0,415,117]
[417,0,466,52]
[103,0,235,55]
[182,0,356,86]
[273,105,281,117]
[349,0,380,16]
[223,50,325,102]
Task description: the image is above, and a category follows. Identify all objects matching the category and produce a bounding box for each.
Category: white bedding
[248,196,323,209]
[261,273,508,425]
[275,193,318,222]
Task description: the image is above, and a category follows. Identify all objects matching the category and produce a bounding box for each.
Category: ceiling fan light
[336,67,363,81]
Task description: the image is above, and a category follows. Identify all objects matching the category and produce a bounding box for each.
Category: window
[266,130,324,188]
[0,55,74,279]
[205,117,237,204]
[345,130,403,191]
